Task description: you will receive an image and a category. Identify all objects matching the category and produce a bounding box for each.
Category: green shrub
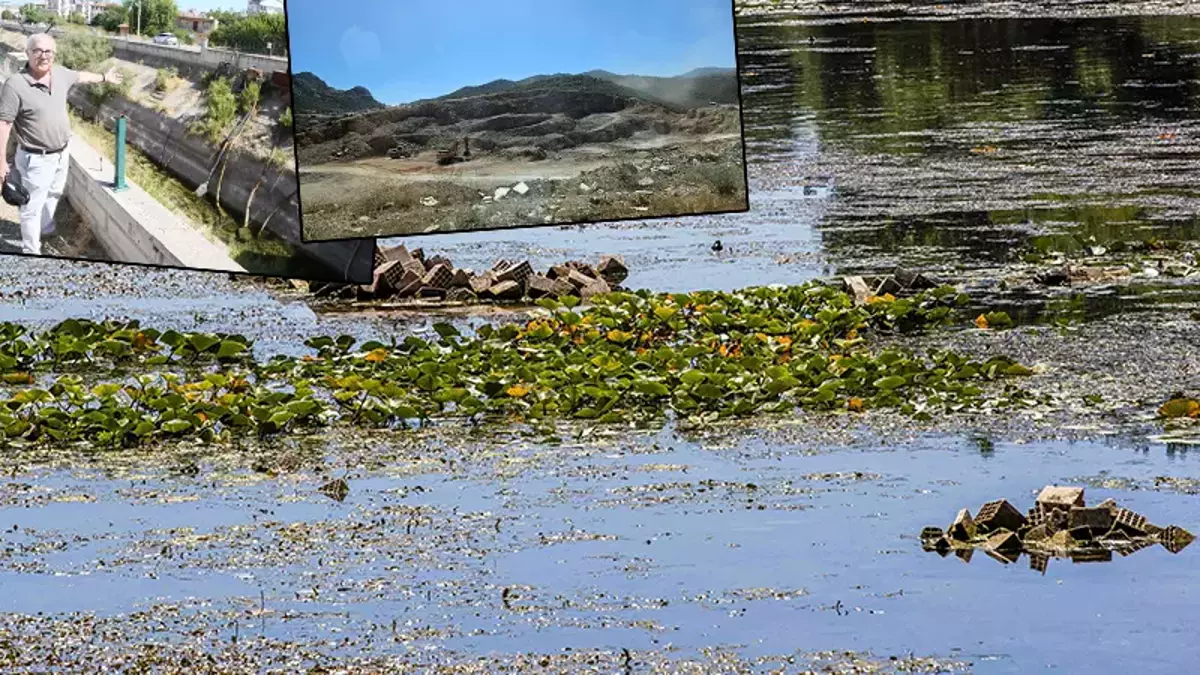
[279,106,292,128]
[87,66,133,106]
[154,66,177,92]
[195,77,238,143]
[56,31,113,71]
[239,80,261,114]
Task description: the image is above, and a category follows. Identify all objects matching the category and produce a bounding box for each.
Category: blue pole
[113,115,128,192]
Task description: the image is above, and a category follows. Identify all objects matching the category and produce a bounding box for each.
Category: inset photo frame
[286,0,748,242]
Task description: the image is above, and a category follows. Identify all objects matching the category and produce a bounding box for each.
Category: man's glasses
[29,49,53,57]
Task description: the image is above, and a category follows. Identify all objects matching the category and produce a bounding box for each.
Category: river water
[1,4,1200,672]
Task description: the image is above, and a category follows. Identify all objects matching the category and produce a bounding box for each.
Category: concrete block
[525,274,558,299]
[470,273,495,295]
[567,269,596,289]
[875,276,904,296]
[1029,552,1049,574]
[369,260,401,296]
[985,530,1021,554]
[843,276,872,305]
[449,269,472,288]
[425,255,453,272]
[1160,525,1194,554]
[947,508,976,542]
[551,279,578,297]
[1070,549,1113,563]
[402,259,427,278]
[487,280,523,301]
[974,499,1027,534]
[597,255,628,284]
[1068,506,1113,531]
[1036,486,1085,511]
[580,279,611,300]
[393,271,424,298]
[565,260,598,278]
[423,263,454,289]
[495,260,533,286]
[547,264,573,280]
[1113,508,1148,535]
[445,287,478,303]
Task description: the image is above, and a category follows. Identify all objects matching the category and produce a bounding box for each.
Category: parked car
[152,32,179,46]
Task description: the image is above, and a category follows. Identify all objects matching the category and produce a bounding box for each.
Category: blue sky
[286,0,737,105]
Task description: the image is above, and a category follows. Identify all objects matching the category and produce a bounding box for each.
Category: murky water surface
[2,4,1200,671]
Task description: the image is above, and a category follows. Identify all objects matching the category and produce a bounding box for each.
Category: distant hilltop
[292,72,387,116]
[293,67,740,120]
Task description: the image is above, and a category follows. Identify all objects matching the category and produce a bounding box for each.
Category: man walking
[0,33,120,255]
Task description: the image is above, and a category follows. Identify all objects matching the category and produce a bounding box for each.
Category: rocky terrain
[291,71,385,118]
[291,70,747,239]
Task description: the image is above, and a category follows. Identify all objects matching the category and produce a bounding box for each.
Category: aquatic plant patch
[0,283,1043,449]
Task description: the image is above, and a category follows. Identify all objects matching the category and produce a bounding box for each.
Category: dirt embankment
[293,74,747,238]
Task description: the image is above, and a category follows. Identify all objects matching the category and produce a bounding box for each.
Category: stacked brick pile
[358,245,630,303]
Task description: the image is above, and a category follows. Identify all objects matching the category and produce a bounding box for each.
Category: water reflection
[736,13,1200,313]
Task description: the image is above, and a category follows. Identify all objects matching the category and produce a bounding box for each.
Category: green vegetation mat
[0,283,1052,449]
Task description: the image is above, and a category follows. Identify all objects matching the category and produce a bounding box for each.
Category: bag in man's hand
[2,174,28,207]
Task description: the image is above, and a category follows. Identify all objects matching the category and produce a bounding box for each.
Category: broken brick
[975,500,1027,534]
[422,263,454,289]
[449,268,472,288]
[525,274,559,299]
[580,279,611,300]
[597,255,629,284]
[1068,506,1113,532]
[495,260,534,286]
[469,273,495,295]
[1113,508,1148,536]
[1160,525,1195,554]
[1029,552,1049,574]
[567,269,598,290]
[551,279,578,297]
[843,276,872,305]
[875,276,903,297]
[985,530,1021,555]
[392,271,424,298]
[445,287,477,303]
[1036,486,1085,512]
[947,508,976,542]
[547,264,573,280]
[1070,549,1113,563]
[488,280,523,301]
[425,255,453,272]
[418,286,447,299]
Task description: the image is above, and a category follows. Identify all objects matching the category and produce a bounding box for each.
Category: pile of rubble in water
[841,267,944,305]
[309,245,630,304]
[921,485,1195,571]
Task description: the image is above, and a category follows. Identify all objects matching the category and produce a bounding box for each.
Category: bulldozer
[435,137,473,166]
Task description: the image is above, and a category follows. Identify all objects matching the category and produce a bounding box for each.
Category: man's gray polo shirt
[0,64,79,153]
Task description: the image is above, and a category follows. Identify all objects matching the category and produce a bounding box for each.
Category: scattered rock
[495,187,511,200]
[420,196,438,207]
[512,182,530,195]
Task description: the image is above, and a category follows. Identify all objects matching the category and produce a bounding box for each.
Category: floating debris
[331,244,631,305]
[921,485,1194,572]
[318,478,350,502]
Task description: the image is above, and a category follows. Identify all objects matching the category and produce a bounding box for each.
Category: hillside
[292,72,386,117]
[585,68,741,108]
